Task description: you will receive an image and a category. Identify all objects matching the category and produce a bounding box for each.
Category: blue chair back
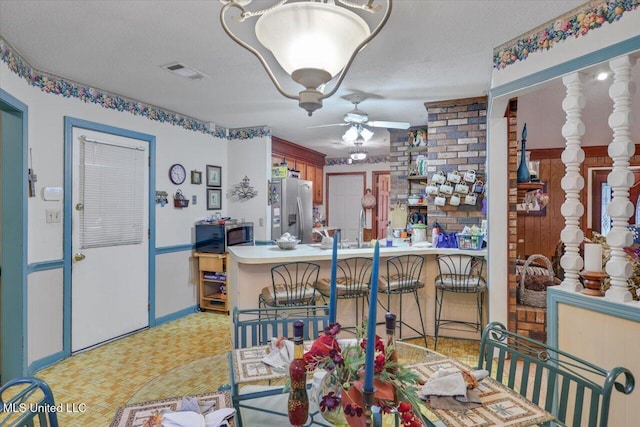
[478,322,634,427]
[233,305,329,349]
[0,377,59,427]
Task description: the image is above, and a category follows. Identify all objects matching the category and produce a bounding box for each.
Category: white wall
[0,59,239,364]
[516,64,640,150]
[491,10,640,89]
[226,137,271,242]
[488,9,640,330]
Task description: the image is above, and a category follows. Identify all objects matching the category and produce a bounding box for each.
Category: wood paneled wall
[517,154,564,260]
[517,146,640,261]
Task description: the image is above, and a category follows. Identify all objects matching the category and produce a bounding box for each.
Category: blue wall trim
[491,34,640,99]
[27,350,66,376]
[547,287,640,349]
[0,88,29,380]
[156,243,195,254]
[63,117,157,353]
[155,306,198,326]
[27,259,64,274]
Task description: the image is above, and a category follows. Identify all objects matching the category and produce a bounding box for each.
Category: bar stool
[315,257,373,330]
[434,254,486,351]
[258,262,320,308]
[378,254,428,347]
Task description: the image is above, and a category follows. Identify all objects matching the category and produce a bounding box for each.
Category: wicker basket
[518,254,555,308]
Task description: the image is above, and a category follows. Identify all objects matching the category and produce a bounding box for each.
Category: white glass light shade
[343,126,359,142]
[360,127,374,141]
[350,152,367,161]
[255,2,370,78]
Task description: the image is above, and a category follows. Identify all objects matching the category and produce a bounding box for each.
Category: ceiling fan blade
[307,123,349,129]
[368,120,411,129]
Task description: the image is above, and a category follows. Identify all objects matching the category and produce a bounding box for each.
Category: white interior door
[328,173,365,241]
[71,128,149,352]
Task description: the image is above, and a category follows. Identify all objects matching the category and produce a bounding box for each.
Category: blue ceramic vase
[517,124,530,183]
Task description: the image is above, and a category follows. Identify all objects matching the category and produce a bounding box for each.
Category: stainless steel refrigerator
[270,178,313,243]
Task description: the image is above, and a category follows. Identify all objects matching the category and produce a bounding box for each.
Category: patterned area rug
[110,391,231,427]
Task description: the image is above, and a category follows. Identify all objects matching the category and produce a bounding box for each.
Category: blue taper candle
[329,230,339,324]
[364,241,380,392]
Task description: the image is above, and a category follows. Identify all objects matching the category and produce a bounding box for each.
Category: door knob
[74,253,86,262]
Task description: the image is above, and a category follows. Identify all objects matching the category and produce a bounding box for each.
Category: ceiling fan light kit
[219,0,392,115]
[350,142,367,160]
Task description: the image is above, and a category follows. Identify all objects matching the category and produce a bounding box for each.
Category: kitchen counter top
[226,241,488,341]
[228,242,486,264]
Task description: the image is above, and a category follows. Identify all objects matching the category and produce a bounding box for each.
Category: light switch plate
[192,195,197,205]
[46,209,61,223]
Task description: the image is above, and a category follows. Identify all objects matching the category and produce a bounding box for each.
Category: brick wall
[515,306,547,342]
[389,96,487,232]
[508,98,550,343]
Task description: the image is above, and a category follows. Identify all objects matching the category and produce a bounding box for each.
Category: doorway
[64,118,154,354]
[372,171,390,239]
[1,90,28,381]
[326,172,366,241]
[590,166,640,235]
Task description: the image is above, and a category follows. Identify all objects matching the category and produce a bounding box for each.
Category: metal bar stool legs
[378,255,428,348]
[434,254,486,351]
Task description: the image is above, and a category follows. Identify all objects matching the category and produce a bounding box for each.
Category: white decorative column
[605,55,636,302]
[559,72,586,292]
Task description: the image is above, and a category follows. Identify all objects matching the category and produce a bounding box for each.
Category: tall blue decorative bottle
[517,123,530,183]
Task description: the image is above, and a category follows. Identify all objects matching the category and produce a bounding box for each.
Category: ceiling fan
[310,94,411,143]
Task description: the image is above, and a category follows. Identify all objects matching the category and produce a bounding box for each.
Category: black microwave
[195,222,254,254]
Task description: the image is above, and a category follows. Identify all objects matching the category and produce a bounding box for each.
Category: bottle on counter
[385,312,398,374]
[288,320,309,426]
[386,221,393,247]
[432,223,439,247]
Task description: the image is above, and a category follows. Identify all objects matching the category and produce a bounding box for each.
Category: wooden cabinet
[194,252,228,313]
[272,136,326,205]
[314,165,324,205]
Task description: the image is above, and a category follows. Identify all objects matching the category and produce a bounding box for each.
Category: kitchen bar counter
[227,243,487,341]
[229,242,485,264]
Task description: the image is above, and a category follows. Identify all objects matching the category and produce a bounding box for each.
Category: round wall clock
[169,163,186,185]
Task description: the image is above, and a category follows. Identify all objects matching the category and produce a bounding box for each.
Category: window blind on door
[79,137,145,249]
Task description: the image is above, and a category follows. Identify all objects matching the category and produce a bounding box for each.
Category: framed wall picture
[206,165,222,187]
[191,170,202,185]
[207,188,222,210]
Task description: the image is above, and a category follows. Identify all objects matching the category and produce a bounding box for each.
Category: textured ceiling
[0,0,586,157]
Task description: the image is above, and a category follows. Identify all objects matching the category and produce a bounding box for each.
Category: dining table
[229,340,559,427]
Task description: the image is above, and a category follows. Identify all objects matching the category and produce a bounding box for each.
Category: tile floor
[34,312,480,426]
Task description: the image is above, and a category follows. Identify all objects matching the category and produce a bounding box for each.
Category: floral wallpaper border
[325,155,389,166]
[494,0,639,70]
[0,37,270,141]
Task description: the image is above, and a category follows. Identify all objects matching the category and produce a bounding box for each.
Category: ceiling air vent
[162,63,208,80]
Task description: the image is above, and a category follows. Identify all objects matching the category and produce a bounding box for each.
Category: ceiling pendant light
[219,0,392,116]
[350,141,367,161]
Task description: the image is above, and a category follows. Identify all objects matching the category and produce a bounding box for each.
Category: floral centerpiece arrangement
[304,322,426,427]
